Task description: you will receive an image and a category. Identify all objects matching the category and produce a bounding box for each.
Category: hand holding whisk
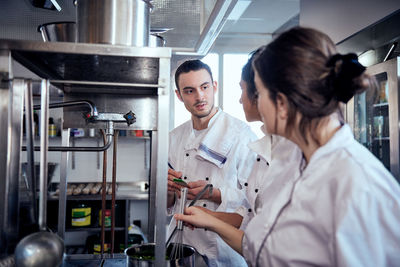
[168,187,188,260]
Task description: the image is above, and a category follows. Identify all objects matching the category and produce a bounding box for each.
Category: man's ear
[175,89,183,102]
[276,92,289,120]
[213,81,218,94]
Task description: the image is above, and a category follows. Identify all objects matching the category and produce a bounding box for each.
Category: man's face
[175,69,217,119]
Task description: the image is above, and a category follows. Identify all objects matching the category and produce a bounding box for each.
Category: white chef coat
[237,135,303,230]
[243,124,400,267]
[168,109,257,267]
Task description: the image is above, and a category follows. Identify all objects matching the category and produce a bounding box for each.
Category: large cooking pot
[125,243,195,267]
[76,0,152,46]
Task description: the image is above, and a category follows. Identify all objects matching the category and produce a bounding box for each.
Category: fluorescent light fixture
[227,0,252,21]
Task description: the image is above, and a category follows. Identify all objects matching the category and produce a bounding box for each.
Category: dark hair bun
[326,53,367,103]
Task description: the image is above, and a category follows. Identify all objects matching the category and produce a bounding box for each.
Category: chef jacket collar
[302,124,354,175]
[248,134,272,164]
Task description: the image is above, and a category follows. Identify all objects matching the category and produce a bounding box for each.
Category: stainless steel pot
[125,243,195,267]
[77,0,151,46]
[38,22,76,42]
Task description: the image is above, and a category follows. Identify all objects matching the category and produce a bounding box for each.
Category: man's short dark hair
[174,60,213,91]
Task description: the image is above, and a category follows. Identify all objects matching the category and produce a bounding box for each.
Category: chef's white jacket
[168,109,257,267]
[243,124,400,267]
[236,134,302,230]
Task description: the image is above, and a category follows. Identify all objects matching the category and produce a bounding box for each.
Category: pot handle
[37,25,49,42]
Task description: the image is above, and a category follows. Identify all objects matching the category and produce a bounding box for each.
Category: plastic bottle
[49,117,56,137]
[128,220,147,246]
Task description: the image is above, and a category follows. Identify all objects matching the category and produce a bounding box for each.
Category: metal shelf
[65,227,125,232]
[48,193,148,201]
[0,39,171,94]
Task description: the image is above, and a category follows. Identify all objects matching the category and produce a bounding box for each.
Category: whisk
[168,187,188,260]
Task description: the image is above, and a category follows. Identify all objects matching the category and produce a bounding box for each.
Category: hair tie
[326,53,366,103]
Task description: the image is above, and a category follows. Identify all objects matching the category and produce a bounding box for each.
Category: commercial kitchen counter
[61,252,208,267]
[62,254,126,267]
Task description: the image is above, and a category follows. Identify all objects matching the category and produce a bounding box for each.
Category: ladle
[14,80,64,267]
[14,231,64,267]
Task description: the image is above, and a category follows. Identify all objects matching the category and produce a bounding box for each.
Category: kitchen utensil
[166,184,213,250]
[15,82,64,267]
[125,243,196,267]
[168,188,187,260]
[14,231,64,267]
[38,22,76,42]
[188,184,213,207]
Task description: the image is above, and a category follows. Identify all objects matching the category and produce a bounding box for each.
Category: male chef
[167,59,257,266]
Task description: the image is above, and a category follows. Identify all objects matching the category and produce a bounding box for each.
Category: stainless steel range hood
[151,0,239,56]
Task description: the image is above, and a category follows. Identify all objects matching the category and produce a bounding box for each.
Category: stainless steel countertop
[62,254,126,267]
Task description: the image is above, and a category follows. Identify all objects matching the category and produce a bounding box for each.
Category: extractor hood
[150,0,240,56]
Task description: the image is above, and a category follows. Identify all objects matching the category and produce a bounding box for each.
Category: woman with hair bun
[175,27,400,266]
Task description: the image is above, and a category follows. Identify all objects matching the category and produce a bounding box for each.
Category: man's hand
[186,180,208,200]
[187,181,221,204]
[167,169,187,207]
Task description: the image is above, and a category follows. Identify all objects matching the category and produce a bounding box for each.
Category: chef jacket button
[267,162,270,166]
[186,153,189,157]
[257,158,261,162]
[184,176,187,180]
[203,203,207,207]
[204,228,207,231]
[255,189,259,193]
[248,208,252,213]
[244,183,248,186]
[205,177,209,181]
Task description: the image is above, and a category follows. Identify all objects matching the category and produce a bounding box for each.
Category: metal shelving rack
[0,39,171,265]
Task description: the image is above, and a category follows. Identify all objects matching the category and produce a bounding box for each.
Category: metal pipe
[111,130,119,255]
[22,133,113,152]
[100,129,107,256]
[38,79,49,231]
[33,100,98,118]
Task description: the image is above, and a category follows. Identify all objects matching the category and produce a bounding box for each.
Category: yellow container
[94,243,110,254]
[71,206,91,227]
